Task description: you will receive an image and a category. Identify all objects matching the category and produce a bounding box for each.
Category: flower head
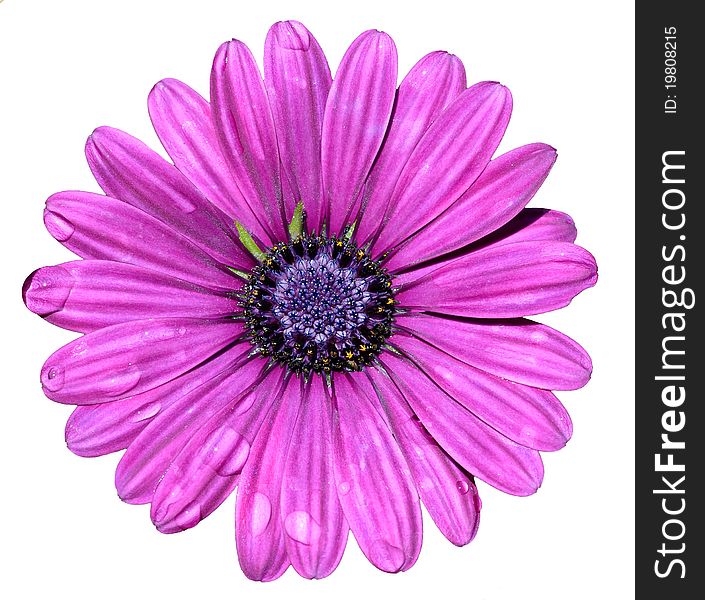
[22,21,597,580]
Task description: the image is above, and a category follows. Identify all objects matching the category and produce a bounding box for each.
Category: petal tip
[114,477,151,506]
[148,78,181,104]
[225,38,252,57]
[43,208,75,242]
[40,361,65,396]
[418,50,465,75]
[475,80,512,105]
[357,28,396,52]
[63,409,92,457]
[87,125,112,144]
[152,501,201,534]
[65,424,97,458]
[368,540,406,573]
[269,20,311,51]
[22,265,72,317]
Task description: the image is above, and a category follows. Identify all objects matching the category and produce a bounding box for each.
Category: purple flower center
[240,234,395,374]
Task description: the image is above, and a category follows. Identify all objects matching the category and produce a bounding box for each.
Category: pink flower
[22,21,597,580]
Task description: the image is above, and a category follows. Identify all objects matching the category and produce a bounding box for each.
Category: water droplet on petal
[42,364,65,391]
[201,426,250,476]
[175,502,201,530]
[130,401,161,423]
[250,492,272,536]
[369,540,405,572]
[149,325,188,341]
[233,392,255,415]
[23,266,72,316]
[172,194,197,214]
[456,479,470,495]
[338,481,351,496]
[70,340,88,358]
[43,209,75,242]
[410,415,435,444]
[284,511,321,545]
[152,483,183,525]
[101,365,141,396]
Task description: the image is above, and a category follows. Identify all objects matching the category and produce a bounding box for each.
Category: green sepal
[227,266,250,279]
[344,221,356,240]
[288,201,305,240]
[235,222,266,262]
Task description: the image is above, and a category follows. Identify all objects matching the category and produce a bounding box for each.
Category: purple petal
[44,192,239,290]
[264,21,331,231]
[385,143,557,271]
[392,334,573,451]
[148,78,269,241]
[368,369,480,546]
[373,82,512,254]
[86,126,251,268]
[356,51,466,244]
[396,241,597,318]
[391,208,579,286]
[381,352,544,496]
[210,40,287,242]
[115,356,266,504]
[396,313,592,390]
[40,318,243,405]
[332,372,421,573]
[281,376,347,578]
[150,368,283,533]
[65,346,248,457]
[474,208,578,249]
[23,260,237,334]
[321,30,397,235]
[236,376,301,581]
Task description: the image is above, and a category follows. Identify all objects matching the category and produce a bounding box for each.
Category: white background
[0,0,634,598]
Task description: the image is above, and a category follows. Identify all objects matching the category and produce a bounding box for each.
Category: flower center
[240,234,395,374]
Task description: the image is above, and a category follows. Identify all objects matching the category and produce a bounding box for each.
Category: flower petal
[373,82,512,254]
[392,334,573,451]
[40,318,243,405]
[264,21,331,232]
[85,126,250,268]
[474,208,578,248]
[332,372,421,573]
[381,352,544,496]
[65,346,248,457]
[236,376,301,581]
[396,313,592,390]
[385,143,557,271]
[211,40,287,242]
[391,208,579,287]
[321,30,397,235]
[150,367,283,533]
[369,369,481,546]
[23,260,237,334]
[281,376,347,579]
[44,191,238,290]
[396,241,597,318]
[147,78,268,241]
[115,356,265,504]
[356,51,466,244]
